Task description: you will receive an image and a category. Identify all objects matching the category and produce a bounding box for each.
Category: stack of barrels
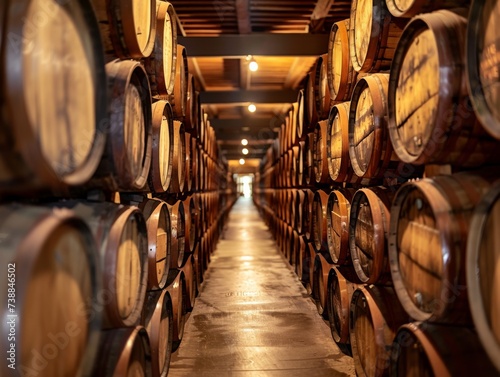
[254,0,500,376]
[0,1,237,377]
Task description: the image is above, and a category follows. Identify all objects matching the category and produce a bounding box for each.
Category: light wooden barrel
[95,60,152,191]
[390,322,499,377]
[349,0,405,73]
[327,266,360,355]
[349,187,394,285]
[326,189,354,265]
[170,45,189,118]
[165,270,185,351]
[91,0,155,61]
[145,0,177,97]
[312,190,330,255]
[466,183,500,372]
[467,0,500,140]
[349,73,400,180]
[313,253,333,318]
[313,120,331,184]
[93,326,152,377]
[350,285,408,377]
[388,10,498,168]
[68,201,149,328]
[0,206,100,377]
[386,0,470,18]
[149,100,174,193]
[168,120,186,193]
[140,198,171,291]
[1,0,107,192]
[328,19,359,102]
[164,199,186,269]
[389,171,498,324]
[141,290,173,377]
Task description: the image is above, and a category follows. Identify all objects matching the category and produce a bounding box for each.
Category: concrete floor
[169,197,355,377]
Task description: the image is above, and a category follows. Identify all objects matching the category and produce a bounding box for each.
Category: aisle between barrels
[169,197,355,377]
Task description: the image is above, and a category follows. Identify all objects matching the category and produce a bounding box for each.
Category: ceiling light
[239,158,245,165]
[242,148,249,155]
[249,60,259,72]
[241,138,248,146]
[248,103,256,113]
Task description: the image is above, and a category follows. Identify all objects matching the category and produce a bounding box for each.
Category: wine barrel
[168,120,186,193]
[0,206,100,377]
[328,20,359,102]
[1,0,107,192]
[350,286,408,377]
[349,187,394,285]
[184,132,193,192]
[312,190,330,256]
[169,44,189,118]
[93,326,152,377]
[390,322,498,377]
[61,201,148,328]
[297,236,310,284]
[306,67,318,128]
[140,198,171,291]
[306,243,317,295]
[193,243,203,292]
[326,266,360,355]
[149,100,174,193]
[386,0,470,18]
[145,1,177,97]
[296,89,307,140]
[349,0,405,73]
[467,0,500,140]
[313,120,331,184]
[313,254,333,318]
[183,195,197,254]
[141,290,173,377]
[305,132,315,186]
[466,183,500,372]
[185,74,200,132]
[295,234,306,277]
[314,55,331,121]
[94,60,152,191]
[303,189,315,241]
[294,189,306,234]
[164,199,186,269]
[165,270,186,351]
[91,0,155,61]
[291,145,300,187]
[389,171,498,324]
[388,10,498,168]
[180,255,196,312]
[326,189,354,265]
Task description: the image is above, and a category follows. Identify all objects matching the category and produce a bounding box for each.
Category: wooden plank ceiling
[169,0,352,161]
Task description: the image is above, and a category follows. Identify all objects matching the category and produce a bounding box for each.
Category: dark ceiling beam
[200,89,297,104]
[178,34,329,57]
[235,0,251,34]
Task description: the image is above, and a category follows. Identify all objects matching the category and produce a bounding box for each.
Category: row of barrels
[0,188,237,377]
[0,0,227,198]
[254,168,500,375]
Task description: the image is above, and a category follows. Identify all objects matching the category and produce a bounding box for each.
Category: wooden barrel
[306,68,318,128]
[91,0,155,61]
[386,0,470,18]
[0,206,100,377]
[350,285,408,377]
[296,89,307,140]
[141,290,173,377]
[326,266,360,355]
[291,145,300,187]
[388,10,498,168]
[313,253,333,318]
[313,55,331,121]
[149,100,174,193]
[312,190,330,256]
[467,1,500,140]
[326,189,354,265]
[164,199,186,269]
[390,322,498,377]
[303,189,315,241]
[169,44,189,118]
[193,243,203,293]
[349,187,394,285]
[93,326,152,377]
[145,0,177,97]
[313,120,331,184]
[185,74,200,133]
[305,132,315,186]
[65,201,149,328]
[165,270,185,351]
[140,198,171,291]
[297,236,310,285]
[306,243,317,295]
[1,0,107,192]
[94,60,152,191]
[349,0,405,73]
[294,190,306,234]
[168,120,186,193]
[190,137,199,192]
[184,132,193,192]
[389,171,498,324]
[183,195,198,253]
[180,255,196,312]
[349,73,401,180]
[328,19,359,102]
[295,234,306,277]
[467,183,500,372]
